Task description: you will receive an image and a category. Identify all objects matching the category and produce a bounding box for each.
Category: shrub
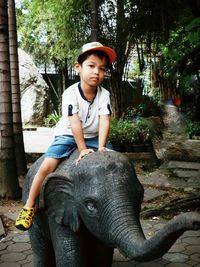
[186,121,200,138]
[109,117,157,145]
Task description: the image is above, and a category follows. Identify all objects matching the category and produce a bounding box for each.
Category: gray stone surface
[143,188,167,202]
[19,49,50,125]
[0,221,199,267]
[0,217,5,238]
[167,160,200,170]
[5,212,19,222]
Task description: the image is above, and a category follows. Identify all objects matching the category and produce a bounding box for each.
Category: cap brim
[78,46,116,65]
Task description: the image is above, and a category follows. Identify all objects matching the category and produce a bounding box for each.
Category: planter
[111,143,126,152]
[112,141,159,164]
[112,142,154,153]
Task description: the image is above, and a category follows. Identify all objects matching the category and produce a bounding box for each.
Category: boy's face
[75,54,107,89]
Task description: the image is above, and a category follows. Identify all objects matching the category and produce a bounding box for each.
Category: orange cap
[78,42,116,65]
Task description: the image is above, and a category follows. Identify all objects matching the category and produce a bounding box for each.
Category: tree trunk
[109,68,122,117]
[91,0,98,41]
[109,0,132,116]
[188,0,200,17]
[0,0,21,198]
[8,0,27,175]
[192,72,200,121]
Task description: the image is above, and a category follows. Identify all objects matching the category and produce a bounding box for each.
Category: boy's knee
[40,159,59,175]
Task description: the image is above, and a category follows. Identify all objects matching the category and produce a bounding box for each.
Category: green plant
[126,105,145,119]
[109,117,157,145]
[136,119,155,142]
[186,121,200,138]
[44,110,61,127]
[108,118,128,145]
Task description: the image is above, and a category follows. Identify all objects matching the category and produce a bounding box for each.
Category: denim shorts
[45,135,112,159]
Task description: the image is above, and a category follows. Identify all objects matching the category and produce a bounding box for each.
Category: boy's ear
[74,61,81,73]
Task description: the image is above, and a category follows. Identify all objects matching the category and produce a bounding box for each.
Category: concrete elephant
[22,151,200,267]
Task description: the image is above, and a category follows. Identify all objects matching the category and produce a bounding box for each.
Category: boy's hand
[98,146,107,152]
[99,147,113,152]
[76,148,94,164]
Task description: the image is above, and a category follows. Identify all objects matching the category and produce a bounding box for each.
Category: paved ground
[1,219,200,267]
[0,105,200,266]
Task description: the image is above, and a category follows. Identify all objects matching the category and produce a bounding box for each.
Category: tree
[17,0,91,92]
[16,0,200,116]
[152,0,200,119]
[8,0,27,175]
[98,0,190,114]
[98,0,138,114]
[0,0,21,198]
[91,0,98,41]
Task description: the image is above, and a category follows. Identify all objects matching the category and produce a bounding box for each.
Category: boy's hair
[78,50,110,68]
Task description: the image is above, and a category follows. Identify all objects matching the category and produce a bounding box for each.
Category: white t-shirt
[54,82,112,138]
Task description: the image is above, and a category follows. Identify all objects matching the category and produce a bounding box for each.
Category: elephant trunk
[113,212,200,262]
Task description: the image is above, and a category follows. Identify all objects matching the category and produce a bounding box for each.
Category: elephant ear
[39,174,80,232]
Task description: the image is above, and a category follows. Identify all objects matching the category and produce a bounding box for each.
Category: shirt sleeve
[61,87,79,117]
[99,89,112,116]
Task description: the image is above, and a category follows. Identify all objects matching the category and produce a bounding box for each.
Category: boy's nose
[94,67,99,74]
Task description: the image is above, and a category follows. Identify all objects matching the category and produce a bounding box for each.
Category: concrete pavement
[1,219,200,267]
[22,127,54,154]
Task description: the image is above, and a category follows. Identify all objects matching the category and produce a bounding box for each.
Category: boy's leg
[85,137,99,150]
[16,157,60,231]
[26,158,60,207]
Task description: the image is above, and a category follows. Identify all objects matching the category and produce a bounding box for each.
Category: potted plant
[108,118,127,152]
[109,117,157,152]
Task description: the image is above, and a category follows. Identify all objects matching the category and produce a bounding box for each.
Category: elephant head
[39,151,200,262]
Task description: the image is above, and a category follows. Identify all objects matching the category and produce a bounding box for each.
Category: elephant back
[54,150,79,177]
[22,151,79,204]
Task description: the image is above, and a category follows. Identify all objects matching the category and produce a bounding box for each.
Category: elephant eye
[85,201,98,213]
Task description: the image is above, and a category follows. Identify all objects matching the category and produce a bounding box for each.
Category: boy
[15,41,116,231]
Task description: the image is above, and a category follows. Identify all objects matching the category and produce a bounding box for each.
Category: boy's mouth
[90,77,99,83]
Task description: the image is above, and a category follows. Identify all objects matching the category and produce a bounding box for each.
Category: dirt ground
[0,199,23,233]
[0,175,25,233]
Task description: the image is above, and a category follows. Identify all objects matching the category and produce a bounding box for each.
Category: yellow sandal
[15,206,36,231]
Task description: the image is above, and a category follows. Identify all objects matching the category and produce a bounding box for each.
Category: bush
[108,117,157,146]
[186,121,200,138]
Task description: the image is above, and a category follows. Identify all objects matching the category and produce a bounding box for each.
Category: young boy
[15,42,116,231]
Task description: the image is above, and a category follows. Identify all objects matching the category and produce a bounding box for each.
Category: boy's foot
[15,206,36,231]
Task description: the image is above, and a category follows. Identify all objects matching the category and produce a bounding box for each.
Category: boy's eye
[100,67,106,72]
[87,64,106,72]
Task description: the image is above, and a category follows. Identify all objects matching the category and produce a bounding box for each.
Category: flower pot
[112,143,126,152]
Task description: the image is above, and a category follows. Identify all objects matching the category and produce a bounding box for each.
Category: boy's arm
[69,114,94,159]
[98,114,110,151]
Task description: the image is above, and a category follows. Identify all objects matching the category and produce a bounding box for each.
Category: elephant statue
[22,150,200,267]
